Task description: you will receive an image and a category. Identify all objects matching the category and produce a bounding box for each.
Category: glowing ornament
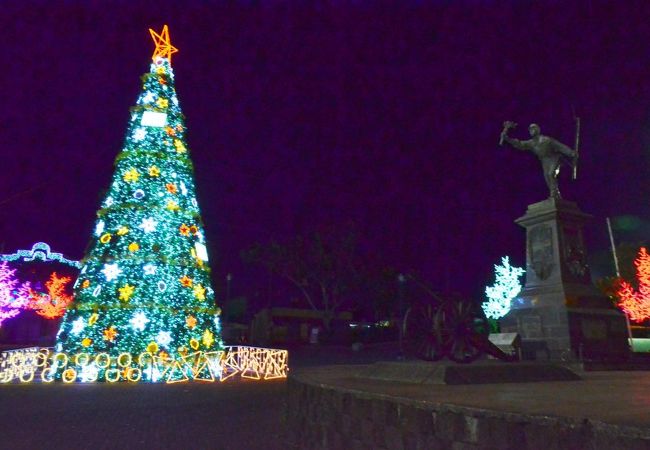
[99,233,112,244]
[156,98,169,109]
[482,256,525,320]
[128,242,140,252]
[165,126,176,136]
[102,264,122,282]
[143,264,157,275]
[179,276,193,287]
[179,224,190,236]
[123,168,140,183]
[133,189,145,200]
[193,284,206,301]
[129,312,149,331]
[141,92,155,104]
[81,280,90,289]
[141,111,167,127]
[149,25,179,63]
[156,331,173,347]
[156,67,166,75]
[195,242,209,262]
[148,166,161,177]
[186,315,197,329]
[81,338,93,347]
[202,329,214,348]
[166,183,178,195]
[92,286,102,297]
[166,200,179,211]
[80,363,99,383]
[157,281,167,292]
[180,182,188,195]
[71,317,86,335]
[190,339,199,350]
[118,284,135,302]
[94,221,105,237]
[88,313,99,326]
[133,128,147,141]
[147,342,159,353]
[104,197,114,207]
[117,226,129,236]
[172,96,179,106]
[103,326,118,342]
[174,140,186,153]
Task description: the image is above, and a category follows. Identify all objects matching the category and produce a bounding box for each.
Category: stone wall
[285,374,650,450]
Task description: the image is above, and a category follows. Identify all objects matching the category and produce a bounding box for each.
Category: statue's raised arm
[499,121,577,199]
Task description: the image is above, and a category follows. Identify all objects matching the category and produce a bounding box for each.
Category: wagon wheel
[401,298,447,361]
[436,297,489,364]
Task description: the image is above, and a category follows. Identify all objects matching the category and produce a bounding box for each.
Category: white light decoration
[93,286,102,297]
[157,281,167,292]
[133,128,147,141]
[141,111,167,127]
[180,182,188,195]
[80,363,99,383]
[143,264,157,276]
[191,199,198,207]
[133,189,145,200]
[129,312,149,331]
[194,242,209,262]
[71,317,86,336]
[104,197,114,207]
[139,218,158,233]
[171,95,178,106]
[94,221,105,237]
[101,264,122,282]
[156,331,172,347]
[141,92,155,104]
[482,256,525,320]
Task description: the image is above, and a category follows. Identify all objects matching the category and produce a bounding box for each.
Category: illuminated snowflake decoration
[71,317,86,336]
[141,92,155,104]
[143,264,157,276]
[94,221,105,237]
[129,311,150,332]
[139,218,158,233]
[156,331,172,347]
[481,256,525,320]
[80,363,99,383]
[101,264,122,282]
[133,128,147,141]
[104,197,114,208]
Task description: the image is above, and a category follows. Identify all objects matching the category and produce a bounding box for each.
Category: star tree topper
[149,25,178,63]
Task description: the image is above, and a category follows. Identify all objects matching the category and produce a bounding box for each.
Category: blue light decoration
[0,242,81,269]
[481,256,525,320]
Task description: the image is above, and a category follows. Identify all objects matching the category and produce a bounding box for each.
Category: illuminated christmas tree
[0,262,30,327]
[482,256,524,320]
[616,247,650,322]
[56,26,222,366]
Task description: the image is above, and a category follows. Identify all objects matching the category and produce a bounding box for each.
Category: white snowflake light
[139,218,158,233]
[129,311,150,331]
[71,317,86,336]
[143,264,157,276]
[94,220,105,237]
[156,331,172,347]
[481,256,525,320]
[80,363,99,383]
[141,92,155,104]
[133,128,147,141]
[104,197,114,207]
[101,264,122,282]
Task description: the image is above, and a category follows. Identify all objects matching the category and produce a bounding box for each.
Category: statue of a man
[500,122,577,199]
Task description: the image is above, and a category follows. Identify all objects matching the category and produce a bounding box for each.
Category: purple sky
[0,1,648,304]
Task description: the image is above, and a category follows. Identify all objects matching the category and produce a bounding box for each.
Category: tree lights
[0,262,30,327]
[482,257,525,320]
[616,247,650,322]
[54,26,224,376]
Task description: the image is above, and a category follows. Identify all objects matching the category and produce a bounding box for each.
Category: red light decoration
[617,247,650,323]
[27,272,73,319]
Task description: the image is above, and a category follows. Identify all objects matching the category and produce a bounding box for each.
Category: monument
[498,121,629,361]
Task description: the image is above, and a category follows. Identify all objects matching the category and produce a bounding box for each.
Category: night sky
[1,1,648,307]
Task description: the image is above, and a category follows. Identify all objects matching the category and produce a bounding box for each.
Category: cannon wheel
[401,298,448,361]
[436,297,489,364]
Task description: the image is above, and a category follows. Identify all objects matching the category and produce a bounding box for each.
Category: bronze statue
[500,121,578,199]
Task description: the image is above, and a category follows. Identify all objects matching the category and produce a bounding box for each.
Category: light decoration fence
[0,242,81,269]
[0,346,288,384]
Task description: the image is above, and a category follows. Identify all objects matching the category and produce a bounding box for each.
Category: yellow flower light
[166,200,179,211]
[147,342,159,353]
[186,315,197,329]
[81,338,93,347]
[123,168,140,183]
[193,284,206,301]
[128,242,140,252]
[148,166,161,177]
[118,284,135,302]
[117,226,130,236]
[156,98,169,109]
[174,140,186,153]
[103,326,118,342]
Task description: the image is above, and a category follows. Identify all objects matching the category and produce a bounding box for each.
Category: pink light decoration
[0,262,30,327]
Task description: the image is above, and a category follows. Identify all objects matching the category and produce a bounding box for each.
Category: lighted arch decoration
[0,242,81,269]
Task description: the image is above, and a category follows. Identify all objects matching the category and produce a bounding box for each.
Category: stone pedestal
[500,198,629,361]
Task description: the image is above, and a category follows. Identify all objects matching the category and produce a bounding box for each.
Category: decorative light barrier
[0,346,288,384]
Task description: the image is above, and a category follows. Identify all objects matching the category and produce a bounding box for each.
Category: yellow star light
[166,200,179,211]
[149,25,179,63]
[148,166,161,177]
[118,284,135,302]
[103,326,118,342]
[202,329,214,348]
[193,284,206,301]
[123,168,140,183]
